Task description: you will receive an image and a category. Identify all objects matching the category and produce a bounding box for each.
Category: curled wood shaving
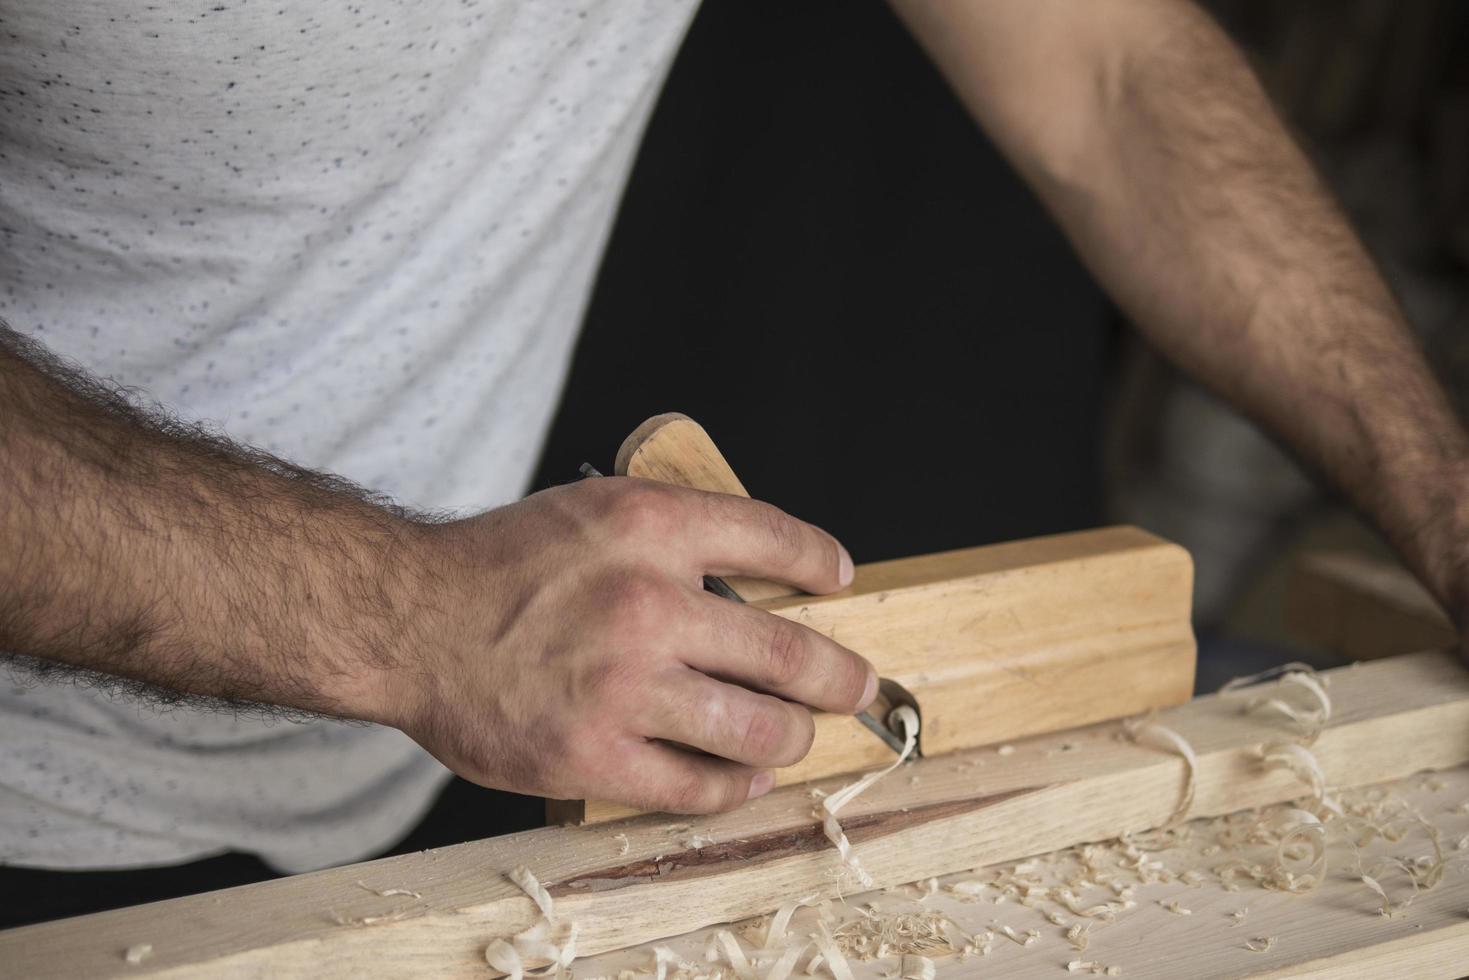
[1257,742,1339,814]
[820,706,920,888]
[715,931,758,980]
[1122,718,1197,825]
[354,880,422,899]
[764,942,809,980]
[613,833,630,856]
[123,943,153,965]
[1068,962,1122,976]
[652,945,684,980]
[1229,908,1248,927]
[763,895,818,950]
[1158,898,1191,915]
[812,929,856,980]
[1222,664,1330,742]
[484,867,577,980]
[1245,937,1276,953]
[1066,922,1091,951]
[328,907,418,927]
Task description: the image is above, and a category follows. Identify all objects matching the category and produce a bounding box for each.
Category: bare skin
[0,328,876,814]
[890,0,1469,633]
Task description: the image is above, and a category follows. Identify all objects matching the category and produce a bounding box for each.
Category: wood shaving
[1158,898,1191,915]
[651,945,685,980]
[1122,718,1197,825]
[614,833,630,856]
[484,866,577,980]
[715,930,757,980]
[995,924,1038,946]
[354,880,422,899]
[812,929,856,980]
[762,895,818,949]
[1066,922,1091,951]
[1222,664,1330,742]
[123,943,152,965]
[1245,937,1276,953]
[996,745,1016,756]
[1257,742,1337,812]
[764,941,809,980]
[944,879,987,899]
[819,706,920,888]
[1067,962,1121,976]
[1229,907,1248,927]
[328,907,418,927]
[899,955,934,980]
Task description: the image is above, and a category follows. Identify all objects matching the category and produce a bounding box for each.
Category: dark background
[530,0,1110,562]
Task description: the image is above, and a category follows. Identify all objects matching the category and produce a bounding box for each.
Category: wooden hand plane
[549,413,1196,824]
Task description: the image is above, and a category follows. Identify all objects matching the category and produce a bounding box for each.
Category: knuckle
[737,702,808,767]
[607,480,680,540]
[716,775,749,813]
[662,769,714,814]
[600,569,674,643]
[759,621,809,687]
[758,506,807,570]
[572,653,642,705]
[736,704,787,763]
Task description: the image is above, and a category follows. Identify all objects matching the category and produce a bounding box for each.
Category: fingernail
[859,668,878,711]
[837,545,854,588]
[747,770,775,800]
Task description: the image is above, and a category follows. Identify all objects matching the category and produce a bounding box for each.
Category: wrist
[1381,454,1469,632]
[308,507,438,728]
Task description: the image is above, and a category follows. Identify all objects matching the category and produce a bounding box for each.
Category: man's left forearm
[894,0,1469,623]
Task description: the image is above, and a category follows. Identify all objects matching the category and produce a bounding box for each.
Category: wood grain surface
[6,650,1469,979]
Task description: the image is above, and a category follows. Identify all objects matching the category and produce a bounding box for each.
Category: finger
[639,667,815,768]
[683,594,878,714]
[689,492,854,595]
[613,741,775,815]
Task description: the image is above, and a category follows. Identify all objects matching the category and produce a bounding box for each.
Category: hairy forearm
[1065,8,1467,610]
[0,324,423,719]
[895,0,1469,617]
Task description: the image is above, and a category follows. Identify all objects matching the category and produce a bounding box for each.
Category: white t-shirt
[0,0,697,872]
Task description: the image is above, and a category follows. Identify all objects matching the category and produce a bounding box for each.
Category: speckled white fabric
[0,0,696,872]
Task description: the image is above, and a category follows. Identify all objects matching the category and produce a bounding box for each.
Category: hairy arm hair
[1,321,440,721]
[890,0,1469,620]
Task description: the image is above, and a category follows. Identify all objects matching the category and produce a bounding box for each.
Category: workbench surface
[576,764,1469,979]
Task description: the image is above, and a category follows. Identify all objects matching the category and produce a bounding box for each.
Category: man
[2,0,1464,924]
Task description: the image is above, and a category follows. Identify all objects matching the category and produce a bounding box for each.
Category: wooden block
[10,650,1467,979]
[562,524,1197,824]
[1287,550,1456,661]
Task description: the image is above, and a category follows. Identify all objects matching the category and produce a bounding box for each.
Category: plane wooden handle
[614,413,798,602]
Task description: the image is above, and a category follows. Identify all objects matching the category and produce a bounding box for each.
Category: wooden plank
[573,524,1196,823]
[7,650,1469,979]
[1287,550,1455,661]
[581,763,1469,978]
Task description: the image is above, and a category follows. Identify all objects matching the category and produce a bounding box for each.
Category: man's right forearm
[2,323,880,814]
[0,324,420,721]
